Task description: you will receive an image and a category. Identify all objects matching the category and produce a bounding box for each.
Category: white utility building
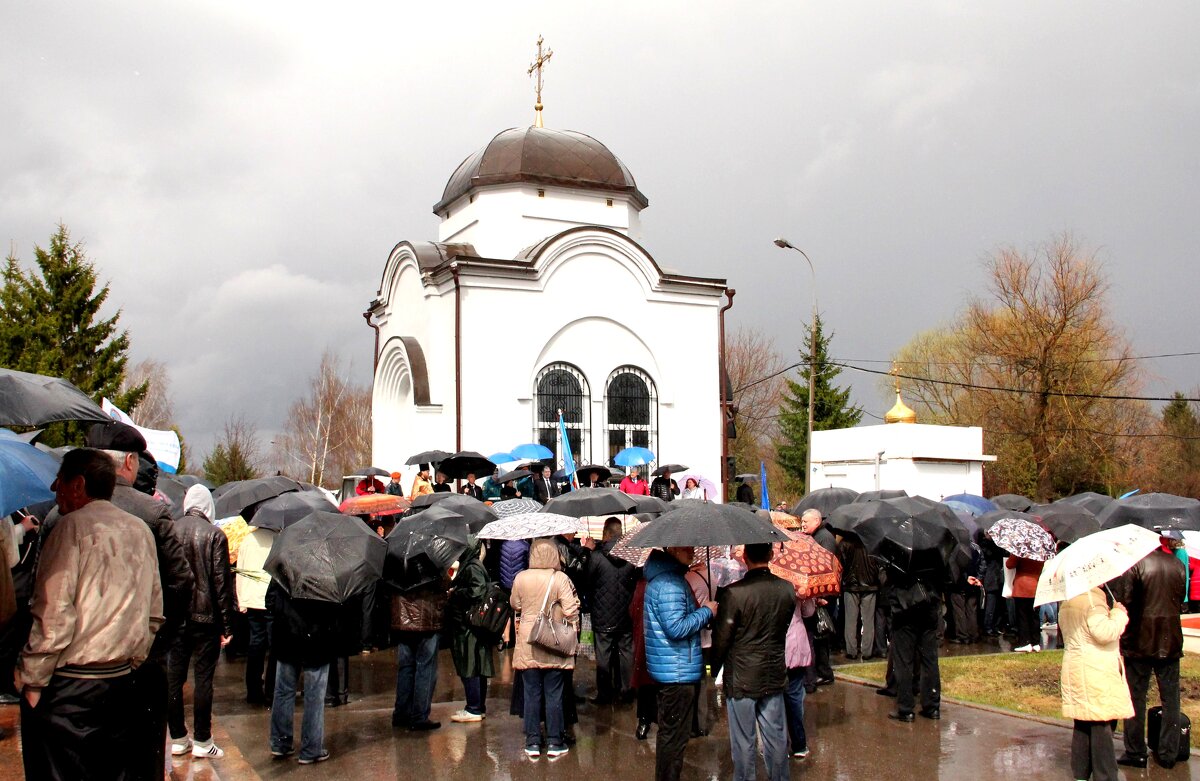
[365,121,730,488]
[810,385,996,500]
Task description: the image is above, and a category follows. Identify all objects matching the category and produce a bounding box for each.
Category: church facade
[365,125,731,494]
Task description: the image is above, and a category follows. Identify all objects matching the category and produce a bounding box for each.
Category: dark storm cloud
[2,1,1197,456]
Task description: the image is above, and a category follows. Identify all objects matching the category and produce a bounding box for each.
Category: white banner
[100,399,182,474]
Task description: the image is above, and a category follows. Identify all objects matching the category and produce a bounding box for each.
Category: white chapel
[365,61,731,492]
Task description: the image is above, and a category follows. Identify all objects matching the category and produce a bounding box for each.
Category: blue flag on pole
[558,410,578,492]
[760,460,770,510]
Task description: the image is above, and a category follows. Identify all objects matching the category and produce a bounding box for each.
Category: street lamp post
[773,238,818,494]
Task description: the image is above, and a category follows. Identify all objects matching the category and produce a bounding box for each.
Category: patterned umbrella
[492,497,544,517]
[339,493,411,517]
[760,529,842,599]
[1035,524,1162,606]
[477,511,579,541]
[988,516,1056,561]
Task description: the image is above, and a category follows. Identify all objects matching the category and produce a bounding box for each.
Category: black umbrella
[651,464,688,477]
[792,486,860,518]
[629,494,673,514]
[575,464,612,483]
[1054,491,1114,516]
[213,475,305,519]
[384,515,469,590]
[990,493,1034,512]
[496,468,532,484]
[542,487,637,518]
[630,502,790,547]
[727,502,761,514]
[438,451,497,480]
[245,490,336,532]
[263,511,387,603]
[1034,504,1100,544]
[354,466,391,478]
[410,494,497,530]
[1096,493,1200,532]
[829,496,965,580]
[405,450,451,466]
[410,491,457,509]
[853,489,908,503]
[0,368,111,427]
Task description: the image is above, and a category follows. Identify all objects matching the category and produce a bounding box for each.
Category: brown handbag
[527,572,577,658]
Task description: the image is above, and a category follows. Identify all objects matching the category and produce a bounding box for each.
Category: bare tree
[122,359,175,429]
[274,351,372,488]
[725,327,787,496]
[893,234,1150,500]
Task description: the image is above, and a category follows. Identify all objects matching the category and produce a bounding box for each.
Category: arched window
[606,366,657,467]
[533,363,590,467]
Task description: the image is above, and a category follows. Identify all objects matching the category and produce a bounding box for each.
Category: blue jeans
[394,631,439,723]
[727,693,789,781]
[522,668,565,748]
[784,668,807,751]
[462,675,488,715]
[270,661,329,761]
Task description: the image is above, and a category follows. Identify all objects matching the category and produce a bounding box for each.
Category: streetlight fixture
[773,238,818,494]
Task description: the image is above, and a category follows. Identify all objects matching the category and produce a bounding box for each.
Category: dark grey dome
[434,126,648,213]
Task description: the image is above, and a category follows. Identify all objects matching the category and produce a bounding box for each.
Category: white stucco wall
[811,423,994,500]
[371,228,725,496]
[437,185,643,260]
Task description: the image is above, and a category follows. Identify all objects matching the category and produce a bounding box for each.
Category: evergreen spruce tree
[0,225,146,445]
[775,314,862,494]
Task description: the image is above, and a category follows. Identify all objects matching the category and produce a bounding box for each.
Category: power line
[836,351,1200,367]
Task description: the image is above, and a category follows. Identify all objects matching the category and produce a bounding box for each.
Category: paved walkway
[1,635,1196,780]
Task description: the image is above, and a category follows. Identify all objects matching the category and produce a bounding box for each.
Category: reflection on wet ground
[2,628,1195,779]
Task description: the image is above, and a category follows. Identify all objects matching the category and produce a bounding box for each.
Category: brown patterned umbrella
[753,529,842,599]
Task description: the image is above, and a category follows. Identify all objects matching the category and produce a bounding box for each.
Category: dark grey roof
[434,127,648,213]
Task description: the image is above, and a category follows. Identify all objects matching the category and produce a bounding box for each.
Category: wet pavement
[2,631,1197,780]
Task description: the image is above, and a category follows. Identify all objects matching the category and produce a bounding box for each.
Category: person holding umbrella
[681,477,704,501]
[649,468,680,503]
[886,566,943,722]
[447,537,495,723]
[1060,581,1132,781]
[644,547,718,781]
[460,473,484,501]
[1007,554,1046,652]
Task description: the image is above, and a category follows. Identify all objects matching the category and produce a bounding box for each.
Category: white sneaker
[450,709,484,722]
[1032,645,1041,652]
[1013,644,1033,653]
[192,739,224,759]
[170,737,192,756]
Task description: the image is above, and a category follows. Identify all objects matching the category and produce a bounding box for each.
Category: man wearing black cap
[86,421,194,781]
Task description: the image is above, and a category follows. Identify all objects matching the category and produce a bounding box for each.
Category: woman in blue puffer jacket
[643,548,717,781]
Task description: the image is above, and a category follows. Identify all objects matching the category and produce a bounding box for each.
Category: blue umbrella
[942,493,997,516]
[0,439,59,517]
[487,451,516,465]
[943,499,985,518]
[613,446,655,467]
[510,443,554,461]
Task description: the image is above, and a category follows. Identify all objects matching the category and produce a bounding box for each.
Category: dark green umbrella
[263,511,386,603]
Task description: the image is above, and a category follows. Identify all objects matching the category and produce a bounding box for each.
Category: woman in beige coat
[1060,586,1133,781]
[510,538,580,759]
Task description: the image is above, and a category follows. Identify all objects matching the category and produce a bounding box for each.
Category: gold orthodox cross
[528,35,553,128]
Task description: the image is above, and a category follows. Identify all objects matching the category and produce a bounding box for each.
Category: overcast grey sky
[3,1,1197,459]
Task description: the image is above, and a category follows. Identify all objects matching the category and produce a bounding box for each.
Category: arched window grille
[605,366,658,467]
[533,363,590,467]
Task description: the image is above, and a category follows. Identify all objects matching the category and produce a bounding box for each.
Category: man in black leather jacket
[167,484,236,759]
[1113,540,1186,769]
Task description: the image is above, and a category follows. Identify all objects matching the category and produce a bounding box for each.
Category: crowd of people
[0,430,1194,781]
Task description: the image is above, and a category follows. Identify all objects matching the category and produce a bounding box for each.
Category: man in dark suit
[533,465,559,504]
[460,473,484,501]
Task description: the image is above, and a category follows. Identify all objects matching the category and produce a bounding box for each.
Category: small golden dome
[885,390,917,424]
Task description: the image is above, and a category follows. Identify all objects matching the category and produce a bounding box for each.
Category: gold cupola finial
[885,362,917,424]
[527,35,554,128]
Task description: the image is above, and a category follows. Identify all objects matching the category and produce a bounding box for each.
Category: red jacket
[1188,556,1200,603]
[619,476,650,496]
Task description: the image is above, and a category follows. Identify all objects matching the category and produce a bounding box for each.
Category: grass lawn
[849,651,1200,745]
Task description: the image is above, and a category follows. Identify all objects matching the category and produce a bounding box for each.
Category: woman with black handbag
[510,538,580,760]
[448,538,496,723]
